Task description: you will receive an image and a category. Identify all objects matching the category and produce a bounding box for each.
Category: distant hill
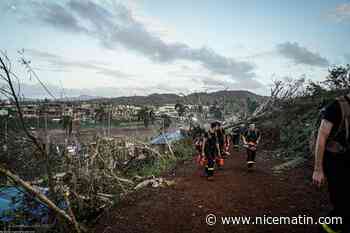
[59,95,101,101]
[100,90,267,107]
[92,90,268,116]
[13,90,267,119]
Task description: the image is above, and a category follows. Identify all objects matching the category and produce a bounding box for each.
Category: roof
[150,130,184,145]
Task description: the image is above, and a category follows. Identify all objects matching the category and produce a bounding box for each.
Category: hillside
[91,90,268,117]
[105,90,266,106]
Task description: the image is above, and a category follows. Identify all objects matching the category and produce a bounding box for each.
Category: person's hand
[312,170,326,187]
[202,152,205,157]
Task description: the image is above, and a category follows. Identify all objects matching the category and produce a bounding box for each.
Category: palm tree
[94,106,106,123]
[62,115,72,137]
[137,107,150,128]
[175,103,188,117]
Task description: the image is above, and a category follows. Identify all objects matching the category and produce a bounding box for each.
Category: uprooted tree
[245,64,350,159]
[250,76,306,120]
[324,64,350,90]
[0,51,193,232]
[0,51,87,232]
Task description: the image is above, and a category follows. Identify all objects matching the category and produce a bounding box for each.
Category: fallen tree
[0,165,87,232]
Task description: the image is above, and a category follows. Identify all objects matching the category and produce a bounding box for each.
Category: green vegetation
[256,64,350,159]
[247,97,259,114]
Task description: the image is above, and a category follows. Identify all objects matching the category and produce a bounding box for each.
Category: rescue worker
[313,94,350,233]
[242,123,261,169]
[239,124,246,145]
[194,136,203,154]
[231,126,240,149]
[202,122,220,181]
[194,134,204,166]
[224,134,231,156]
[215,122,225,168]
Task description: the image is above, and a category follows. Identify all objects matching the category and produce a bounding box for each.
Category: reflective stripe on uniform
[322,224,341,233]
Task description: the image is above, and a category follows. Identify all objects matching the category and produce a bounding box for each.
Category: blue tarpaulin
[0,186,66,224]
[150,130,184,145]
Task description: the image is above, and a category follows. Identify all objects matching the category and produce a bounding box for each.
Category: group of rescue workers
[191,92,350,233]
[193,122,261,181]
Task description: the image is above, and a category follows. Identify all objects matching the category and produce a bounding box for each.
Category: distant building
[46,104,63,119]
[156,104,177,117]
[22,105,39,118]
[112,105,141,121]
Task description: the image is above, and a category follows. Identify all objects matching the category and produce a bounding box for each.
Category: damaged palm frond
[251,77,307,120]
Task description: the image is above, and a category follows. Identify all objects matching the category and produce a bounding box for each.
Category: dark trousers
[323,152,350,232]
[219,144,224,157]
[246,149,256,162]
[232,134,240,145]
[205,149,216,177]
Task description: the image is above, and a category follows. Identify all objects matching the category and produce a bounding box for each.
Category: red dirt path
[94,149,330,233]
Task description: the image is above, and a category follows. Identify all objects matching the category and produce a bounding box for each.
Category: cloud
[30,1,87,33]
[25,48,62,61]
[188,74,263,91]
[25,48,135,79]
[152,83,190,94]
[8,0,256,81]
[344,53,350,63]
[199,76,233,88]
[277,42,329,67]
[168,64,263,91]
[329,3,350,22]
[95,68,135,79]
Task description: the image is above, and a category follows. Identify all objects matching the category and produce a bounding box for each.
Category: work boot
[247,161,255,167]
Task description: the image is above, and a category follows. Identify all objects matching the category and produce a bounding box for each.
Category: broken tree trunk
[0,166,87,232]
[63,190,81,233]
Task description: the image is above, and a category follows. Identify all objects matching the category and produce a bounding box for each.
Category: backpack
[310,95,350,154]
[336,95,350,141]
[245,129,260,143]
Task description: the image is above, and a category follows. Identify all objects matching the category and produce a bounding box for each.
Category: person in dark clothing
[242,124,261,169]
[194,135,203,166]
[216,123,225,151]
[231,127,240,148]
[313,94,350,233]
[194,136,203,154]
[223,134,231,156]
[202,122,220,181]
[215,122,225,168]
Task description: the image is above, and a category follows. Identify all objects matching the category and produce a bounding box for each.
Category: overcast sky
[1,0,350,98]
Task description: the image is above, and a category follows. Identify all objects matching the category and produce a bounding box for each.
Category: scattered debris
[134,178,176,190]
[272,157,307,173]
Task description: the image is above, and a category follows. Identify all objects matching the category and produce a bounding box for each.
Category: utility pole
[108,104,111,138]
[37,112,39,129]
[44,100,48,137]
[223,94,225,121]
[223,87,229,121]
[103,104,106,137]
[0,109,8,152]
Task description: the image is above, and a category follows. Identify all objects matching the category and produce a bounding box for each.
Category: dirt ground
[93,148,330,233]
